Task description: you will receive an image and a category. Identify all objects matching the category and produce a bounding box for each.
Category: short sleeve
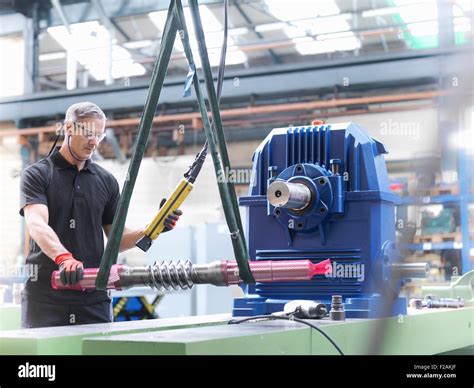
[102,175,120,225]
[19,164,49,217]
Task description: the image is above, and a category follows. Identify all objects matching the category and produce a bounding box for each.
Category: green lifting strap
[96,1,179,289]
[175,0,254,283]
[96,0,254,289]
[187,0,254,283]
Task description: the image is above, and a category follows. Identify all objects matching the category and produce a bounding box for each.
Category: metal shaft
[52,259,330,292]
[267,181,312,210]
[427,298,465,308]
[390,262,430,278]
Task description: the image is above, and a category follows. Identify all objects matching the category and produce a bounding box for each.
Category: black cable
[47,133,61,156]
[67,135,89,161]
[184,142,208,183]
[183,0,227,184]
[228,315,344,356]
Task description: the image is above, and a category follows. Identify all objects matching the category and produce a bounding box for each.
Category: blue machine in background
[236,122,427,318]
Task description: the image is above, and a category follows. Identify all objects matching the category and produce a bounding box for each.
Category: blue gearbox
[235,122,411,318]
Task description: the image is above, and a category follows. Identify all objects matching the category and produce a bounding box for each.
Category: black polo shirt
[20,148,120,305]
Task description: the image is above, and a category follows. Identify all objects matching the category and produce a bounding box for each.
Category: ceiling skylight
[393,0,438,37]
[48,21,146,81]
[264,0,360,55]
[149,5,247,67]
[453,2,472,33]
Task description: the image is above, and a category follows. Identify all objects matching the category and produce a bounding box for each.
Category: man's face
[67,118,106,160]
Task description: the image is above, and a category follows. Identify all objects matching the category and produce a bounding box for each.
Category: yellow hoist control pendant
[136,178,193,252]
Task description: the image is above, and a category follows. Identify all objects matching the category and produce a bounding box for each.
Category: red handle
[51,264,122,291]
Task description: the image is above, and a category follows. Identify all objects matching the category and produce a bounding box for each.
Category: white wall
[0,139,23,267]
[100,155,226,264]
[0,36,24,98]
[326,107,439,161]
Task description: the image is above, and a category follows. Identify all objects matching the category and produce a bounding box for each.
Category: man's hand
[160,198,183,233]
[54,252,84,285]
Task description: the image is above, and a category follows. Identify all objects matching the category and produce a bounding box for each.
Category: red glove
[54,253,84,285]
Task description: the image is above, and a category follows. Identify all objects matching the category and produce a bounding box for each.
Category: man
[20,101,181,328]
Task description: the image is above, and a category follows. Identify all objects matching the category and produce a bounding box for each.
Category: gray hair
[65,102,106,122]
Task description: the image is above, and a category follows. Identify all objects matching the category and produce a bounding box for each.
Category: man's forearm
[119,228,145,252]
[28,221,68,260]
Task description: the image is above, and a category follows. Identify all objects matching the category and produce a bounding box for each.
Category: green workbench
[0,314,229,355]
[83,308,474,355]
[1,308,472,355]
[0,304,21,331]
